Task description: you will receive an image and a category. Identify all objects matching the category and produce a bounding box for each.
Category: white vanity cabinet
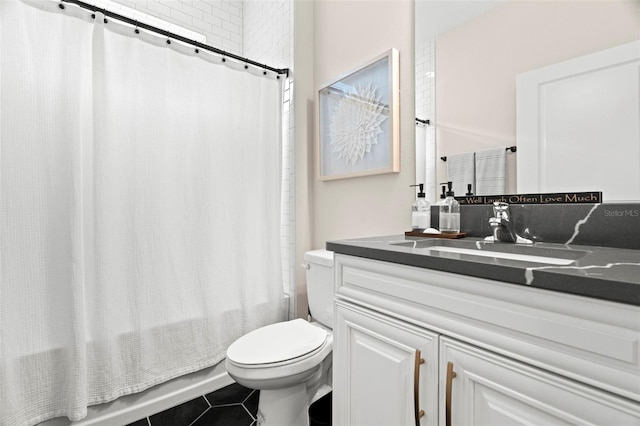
[333,300,439,426]
[332,254,640,425]
[440,337,639,425]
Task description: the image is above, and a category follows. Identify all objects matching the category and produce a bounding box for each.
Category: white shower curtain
[0,1,285,425]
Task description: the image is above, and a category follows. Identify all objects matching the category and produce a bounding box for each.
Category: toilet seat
[227,319,328,366]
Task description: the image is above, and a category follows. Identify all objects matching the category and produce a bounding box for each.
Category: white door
[333,301,439,426]
[440,337,640,426]
[517,40,640,201]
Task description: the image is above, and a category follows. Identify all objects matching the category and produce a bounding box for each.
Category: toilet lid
[227,319,328,365]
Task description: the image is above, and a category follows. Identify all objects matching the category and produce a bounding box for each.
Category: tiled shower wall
[244,1,290,69]
[112,0,243,54]
[111,0,295,317]
[415,38,437,204]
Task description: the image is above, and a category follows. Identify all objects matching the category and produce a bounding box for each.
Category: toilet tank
[304,249,334,330]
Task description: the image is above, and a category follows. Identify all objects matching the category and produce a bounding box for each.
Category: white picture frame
[318,49,400,181]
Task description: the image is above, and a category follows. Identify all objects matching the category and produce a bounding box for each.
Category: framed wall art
[318,48,400,181]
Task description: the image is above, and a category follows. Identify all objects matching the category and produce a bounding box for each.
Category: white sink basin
[390,239,588,266]
[425,245,576,265]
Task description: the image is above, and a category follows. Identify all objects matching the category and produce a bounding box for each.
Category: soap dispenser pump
[438,184,447,205]
[410,184,431,230]
[439,181,460,233]
[466,183,474,196]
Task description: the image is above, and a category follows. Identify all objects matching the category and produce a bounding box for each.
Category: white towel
[475,147,507,195]
[446,152,475,196]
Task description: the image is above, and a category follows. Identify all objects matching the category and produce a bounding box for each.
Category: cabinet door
[334,301,439,426]
[440,337,640,426]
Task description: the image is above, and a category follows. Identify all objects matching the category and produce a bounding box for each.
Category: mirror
[415,0,640,202]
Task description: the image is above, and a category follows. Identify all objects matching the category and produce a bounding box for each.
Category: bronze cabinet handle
[414,350,426,425]
[445,361,457,426]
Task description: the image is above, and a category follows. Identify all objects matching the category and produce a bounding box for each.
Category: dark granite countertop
[326,235,640,306]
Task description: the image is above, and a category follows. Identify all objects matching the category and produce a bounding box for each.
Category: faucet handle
[493,202,510,218]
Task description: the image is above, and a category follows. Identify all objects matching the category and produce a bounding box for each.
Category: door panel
[334,301,439,426]
[440,337,640,426]
[517,40,640,201]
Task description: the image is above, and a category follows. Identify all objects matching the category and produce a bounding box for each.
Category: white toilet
[225,249,334,426]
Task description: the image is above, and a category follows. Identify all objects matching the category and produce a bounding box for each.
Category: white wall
[291,0,414,318]
[311,0,415,246]
[435,0,640,193]
[292,0,415,318]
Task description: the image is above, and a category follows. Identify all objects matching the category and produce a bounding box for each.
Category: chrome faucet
[485,202,532,244]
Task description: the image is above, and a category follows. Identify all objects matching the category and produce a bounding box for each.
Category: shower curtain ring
[194,41,199,54]
[134,21,139,34]
[58,1,65,10]
[103,9,108,23]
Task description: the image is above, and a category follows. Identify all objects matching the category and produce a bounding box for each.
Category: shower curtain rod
[59,0,290,78]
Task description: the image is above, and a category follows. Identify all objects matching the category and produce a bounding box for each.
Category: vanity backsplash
[431,203,640,250]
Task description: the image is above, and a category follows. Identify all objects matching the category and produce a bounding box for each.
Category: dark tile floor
[125,383,259,426]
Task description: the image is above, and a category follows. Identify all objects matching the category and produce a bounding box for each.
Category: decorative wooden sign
[456,191,602,205]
